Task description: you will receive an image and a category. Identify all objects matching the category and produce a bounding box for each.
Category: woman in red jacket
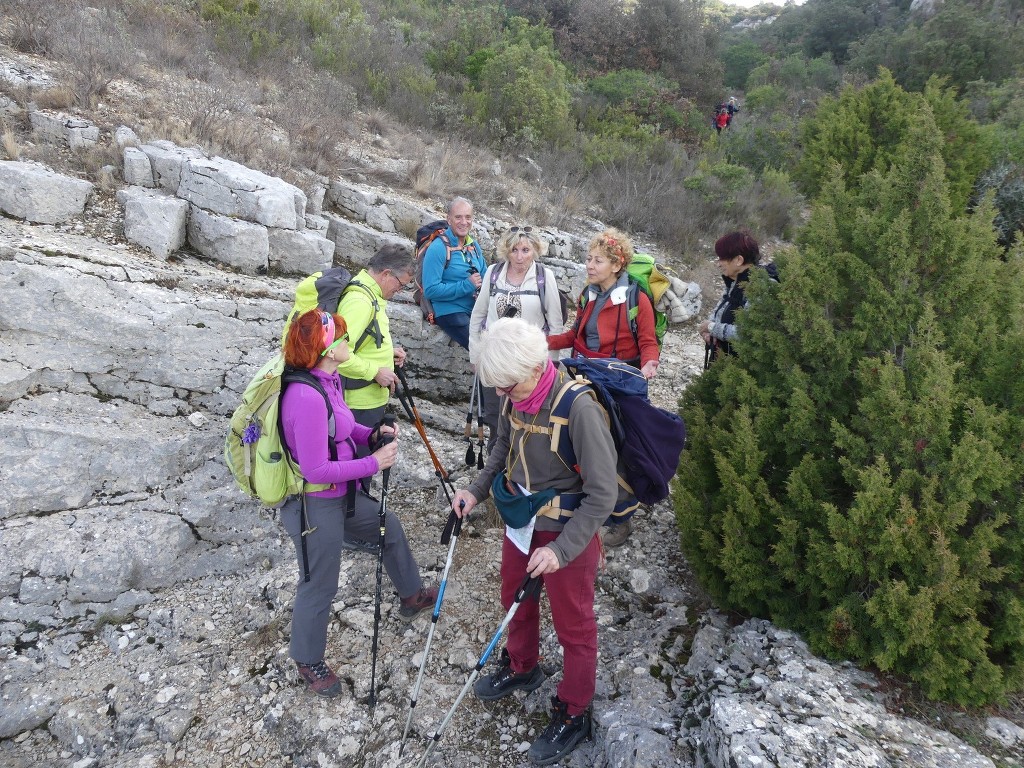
[547,228,660,380]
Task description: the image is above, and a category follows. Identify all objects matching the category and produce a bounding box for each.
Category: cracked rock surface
[1,211,1018,768]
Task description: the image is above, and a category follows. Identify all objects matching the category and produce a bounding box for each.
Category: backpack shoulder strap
[490,261,505,290]
[548,374,602,471]
[479,263,505,333]
[536,266,550,334]
[344,279,383,350]
[438,230,455,270]
[624,280,642,345]
[281,370,337,453]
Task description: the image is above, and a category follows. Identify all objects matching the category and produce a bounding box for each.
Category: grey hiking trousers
[280,490,421,665]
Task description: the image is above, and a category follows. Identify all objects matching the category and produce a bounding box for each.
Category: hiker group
[713,96,740,134]
[226,196,689,766]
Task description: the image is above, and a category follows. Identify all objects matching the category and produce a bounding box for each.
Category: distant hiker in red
[715,110,729,134]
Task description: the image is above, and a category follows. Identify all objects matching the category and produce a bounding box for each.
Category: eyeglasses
[508,226,534,234]
[495,381,520,396]
[390,271,413,290]
[321,332,350,357]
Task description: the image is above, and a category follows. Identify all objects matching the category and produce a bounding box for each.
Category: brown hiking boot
[399,585,438,621]
[602,519,633,548]
[296,660,342,698]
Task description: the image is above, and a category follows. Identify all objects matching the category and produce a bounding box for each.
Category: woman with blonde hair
[469,225,564,452]
[547,227,660,380]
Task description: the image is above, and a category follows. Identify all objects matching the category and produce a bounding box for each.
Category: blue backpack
[553,358,686,508]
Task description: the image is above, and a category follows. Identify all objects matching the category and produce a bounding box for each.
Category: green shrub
[744,85,787,114]
[751,168,803,239]
[683,160,753,206]
[724,114,801,176]
[797,70,992,213]
[676,103,1024,705]
[973,162,1024,247]
[721,39,768,91]
[475,37,572,145]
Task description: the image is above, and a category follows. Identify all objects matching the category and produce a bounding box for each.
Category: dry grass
[78,141,122,189]
[32,84,75,110]
[2,127,20,160]
[52,7,134,108]
[408,143,459,198]
[5,0,56,54]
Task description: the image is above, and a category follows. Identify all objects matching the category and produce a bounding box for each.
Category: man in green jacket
[337,244,416,455]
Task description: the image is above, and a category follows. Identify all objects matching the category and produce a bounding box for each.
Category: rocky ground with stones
[3,212,1024,768]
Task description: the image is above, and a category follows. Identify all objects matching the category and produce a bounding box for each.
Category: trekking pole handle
[515,574,542,602]
[441,501,464,545]
[378,415,396,486]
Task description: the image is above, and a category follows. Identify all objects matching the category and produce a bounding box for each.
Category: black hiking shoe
[528,696,592,766]
[296,660,342,698]
[473,651,545,701]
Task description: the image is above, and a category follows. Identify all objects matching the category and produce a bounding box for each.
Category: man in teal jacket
[421,197,486,349]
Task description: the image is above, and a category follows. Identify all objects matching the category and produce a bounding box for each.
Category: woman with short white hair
[453,317,628,766]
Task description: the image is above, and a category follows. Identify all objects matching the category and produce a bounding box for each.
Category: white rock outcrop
[117,186,188,259]
[0,161,93,224]
[178,156,306,230]
[28,111,99,149]
[187,205,270,273]
[122,146,154,187]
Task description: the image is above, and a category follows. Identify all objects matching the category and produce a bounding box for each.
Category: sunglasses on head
[509,226,534,234]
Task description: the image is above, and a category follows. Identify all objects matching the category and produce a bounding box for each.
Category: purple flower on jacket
[242,423,261,444]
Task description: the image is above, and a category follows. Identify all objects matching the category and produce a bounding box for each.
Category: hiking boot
[473,652,545,701]
[296,660,342,698]
[341,537,378,554]
[528,697,592,766]
[398,585,438,621]
[602,519,633,548]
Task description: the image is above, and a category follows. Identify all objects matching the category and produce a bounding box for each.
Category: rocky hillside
[1,44,1023,768]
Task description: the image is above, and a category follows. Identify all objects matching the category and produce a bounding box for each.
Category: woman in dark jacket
[700,231,775,365]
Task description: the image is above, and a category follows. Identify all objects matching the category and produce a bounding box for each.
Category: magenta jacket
[280,368,378,498]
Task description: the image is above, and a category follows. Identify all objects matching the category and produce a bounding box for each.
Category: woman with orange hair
[546,228,660,547]
[279,309,437,698]
[547,227,660,380]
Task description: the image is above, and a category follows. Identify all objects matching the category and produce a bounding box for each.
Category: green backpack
[224,353,334,506]
[626,253,671,346]
[578,253,671,347]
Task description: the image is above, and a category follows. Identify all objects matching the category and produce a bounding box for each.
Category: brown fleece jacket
[467,366,623,566]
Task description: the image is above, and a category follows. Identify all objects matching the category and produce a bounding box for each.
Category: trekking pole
[399,502,466,756]
[464,372,478,467]
[394,367,457,507]
[367,414,396,710]
[417,574,542,767]
[474,375,485,469]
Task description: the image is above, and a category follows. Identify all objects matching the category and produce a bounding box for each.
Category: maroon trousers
[500,530,600,716]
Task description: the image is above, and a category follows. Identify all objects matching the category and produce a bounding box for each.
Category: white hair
[476,317,548,388]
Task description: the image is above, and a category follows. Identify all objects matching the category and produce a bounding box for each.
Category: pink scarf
[512,360,556,415]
